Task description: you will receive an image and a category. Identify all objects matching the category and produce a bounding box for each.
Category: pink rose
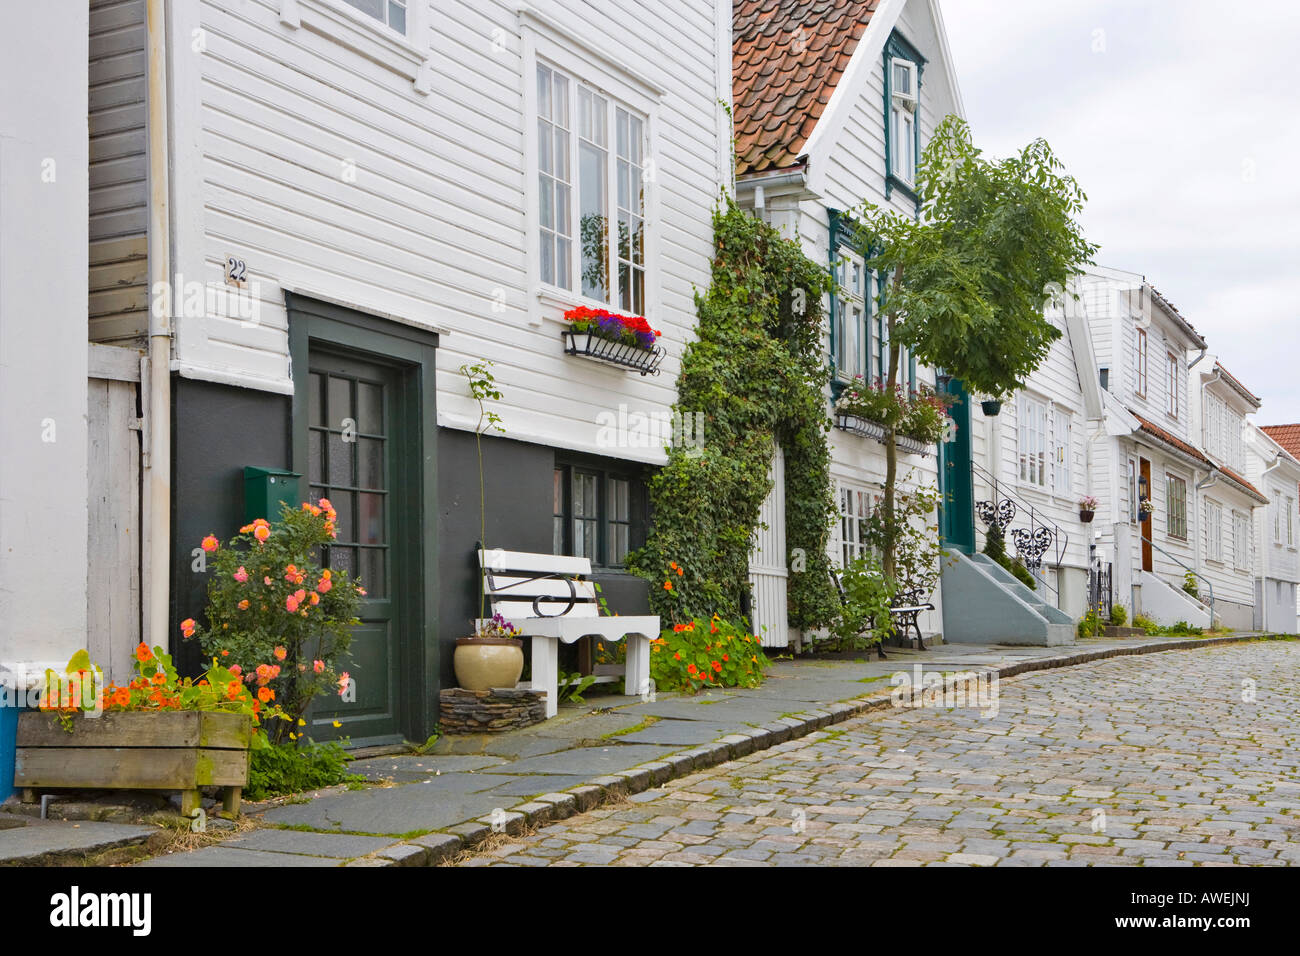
[233,566,248,583]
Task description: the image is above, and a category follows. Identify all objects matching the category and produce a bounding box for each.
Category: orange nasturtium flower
[257,686,275,703]
[663,581,673,591]
[136,643,153,662]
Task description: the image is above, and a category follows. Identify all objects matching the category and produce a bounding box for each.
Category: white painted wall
[0,1,91,675]
[162,0,730,464]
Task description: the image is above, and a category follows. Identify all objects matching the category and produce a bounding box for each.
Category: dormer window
[889,58,918,186]
[883,32,925,201]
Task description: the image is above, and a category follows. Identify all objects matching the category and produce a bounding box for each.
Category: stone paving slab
[140,847,342,867]
[615,719,743,746]
[258,783,515,835]
[493,744,677,776]
[221,829,395,858]
[350,755,508,782]
[0,821,156,865]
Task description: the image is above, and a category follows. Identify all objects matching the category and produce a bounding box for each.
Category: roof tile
[733,0,879,175]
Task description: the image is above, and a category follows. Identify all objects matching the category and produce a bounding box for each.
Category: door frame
[286,292,441,744]
[1139,457,1153,573]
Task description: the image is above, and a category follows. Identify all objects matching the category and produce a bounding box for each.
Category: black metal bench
[828,569,935,660]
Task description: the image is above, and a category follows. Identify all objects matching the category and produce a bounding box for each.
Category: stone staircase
[940,551,1075,646]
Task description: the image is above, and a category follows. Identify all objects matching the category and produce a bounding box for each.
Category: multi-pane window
[836,485,876,567]
[1018,395,1049,487]
[834,250,868,382]
[1233,511,1250,570]
[1273,488,1283,544]
[1128,458,1139,522]
[537,63,646,314]
[1135,328,1148,397]
[1288,495,1296,548]
[1205,498,1223,563]
[552,463,643,567]
[1166,473,1188,540]
[1167,352,1179,418]
[1054,408,1072,496]
[888,57,918,185]
[342,0,407,33]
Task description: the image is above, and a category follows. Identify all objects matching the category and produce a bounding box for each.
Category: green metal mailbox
[243,466,302,524]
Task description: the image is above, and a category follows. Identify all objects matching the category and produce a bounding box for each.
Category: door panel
[306,352,404,745]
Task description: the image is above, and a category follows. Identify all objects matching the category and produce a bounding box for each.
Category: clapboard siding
[89,0,148,345]
[168,0,727,462]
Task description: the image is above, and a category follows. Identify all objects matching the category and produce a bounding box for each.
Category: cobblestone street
[457,641,1300,867]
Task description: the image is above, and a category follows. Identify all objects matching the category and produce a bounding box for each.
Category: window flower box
[561,306,664,376]
[832,376,951,457]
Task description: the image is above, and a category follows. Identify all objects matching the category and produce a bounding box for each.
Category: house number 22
[224,256,248,287]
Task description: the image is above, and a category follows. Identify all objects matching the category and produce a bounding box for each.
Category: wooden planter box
[15,711,252,816]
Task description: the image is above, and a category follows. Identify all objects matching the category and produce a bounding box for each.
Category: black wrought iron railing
[970,459,1070,607]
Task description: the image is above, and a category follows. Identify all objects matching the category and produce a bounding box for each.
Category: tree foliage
[848,116,1097,577]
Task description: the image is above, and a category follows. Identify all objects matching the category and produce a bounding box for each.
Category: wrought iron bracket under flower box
[562,329,664,376]
[834,413,929,457]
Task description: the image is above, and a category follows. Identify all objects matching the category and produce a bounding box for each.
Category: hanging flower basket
[561,306,664,376]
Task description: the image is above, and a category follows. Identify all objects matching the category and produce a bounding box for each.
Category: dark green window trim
[827,208,873,398]
[553,451,649,570]
[883,30,925,207]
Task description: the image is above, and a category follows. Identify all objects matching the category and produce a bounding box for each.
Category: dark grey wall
[435,428,652,684]
[169,376,291,675]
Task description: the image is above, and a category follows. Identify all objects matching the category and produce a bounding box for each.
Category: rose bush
[184,499,364,744]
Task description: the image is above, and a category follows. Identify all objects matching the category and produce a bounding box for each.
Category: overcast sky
[939,0,1300,424]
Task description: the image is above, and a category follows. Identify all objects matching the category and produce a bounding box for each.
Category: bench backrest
[478,548,599,619]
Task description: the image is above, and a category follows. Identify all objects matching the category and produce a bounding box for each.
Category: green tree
[850,116,1097,579]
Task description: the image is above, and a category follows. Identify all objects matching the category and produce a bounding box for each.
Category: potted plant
[980,395,1003,416]
[454,360,523,691]
[1078,495,1098,523]
[454,613,525,692]
[1137,496,1153,522]
[16,643,284,816]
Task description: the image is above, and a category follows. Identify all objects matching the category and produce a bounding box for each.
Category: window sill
[279,0,430,94]
[534,285,653,328]
[885,174,919,206]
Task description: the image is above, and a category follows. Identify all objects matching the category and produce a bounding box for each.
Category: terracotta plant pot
[980,400,1002,416]
[453,638,524,692]
[1079,509,1095,523]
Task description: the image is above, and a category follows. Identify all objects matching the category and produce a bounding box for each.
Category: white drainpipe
[145,0,172,649]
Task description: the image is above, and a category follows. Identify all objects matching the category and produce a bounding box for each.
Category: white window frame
[1128,457,1139,523]
[1167,351,1179,418]
[1232,510,1250,570]
[1205,497,1223,563]
[888,57,918,186]
[1166,471,1188,541]
[1272,488,1283,545]
[278,0,431,93]
[834,249,870,383]
[835,483,878,568]
[521,11,662,328]
[1288,495,1296,549]
[1135,328,1148,397]
[1053,407,1073,497]
[1018,394,1049,488]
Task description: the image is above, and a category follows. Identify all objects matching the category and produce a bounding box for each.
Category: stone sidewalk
[118,632,1272,867]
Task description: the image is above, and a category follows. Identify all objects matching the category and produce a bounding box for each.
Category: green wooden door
[305,352,408,745]
[939,378,976,554]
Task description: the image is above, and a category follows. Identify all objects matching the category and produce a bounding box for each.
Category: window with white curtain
[1233,511,1250,570]
[1053,408,1073,496]
[1205,498,1223,562]
[1018,395,1048,487]
[836,484,878,567]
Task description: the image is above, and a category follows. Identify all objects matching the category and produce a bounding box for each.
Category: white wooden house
[1253,424,1300,633]
[1082,267,1222,627]
[1187,359,1269,629]
[969,280,1105,620]
[731,0,964,646]
[81,0,734,748]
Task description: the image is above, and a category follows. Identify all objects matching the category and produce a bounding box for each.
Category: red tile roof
[1130,411,1211,466]
[733,0,880,176]
[1260,424,1300,459]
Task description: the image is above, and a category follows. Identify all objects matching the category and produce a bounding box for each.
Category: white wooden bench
[478,549,660,718]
